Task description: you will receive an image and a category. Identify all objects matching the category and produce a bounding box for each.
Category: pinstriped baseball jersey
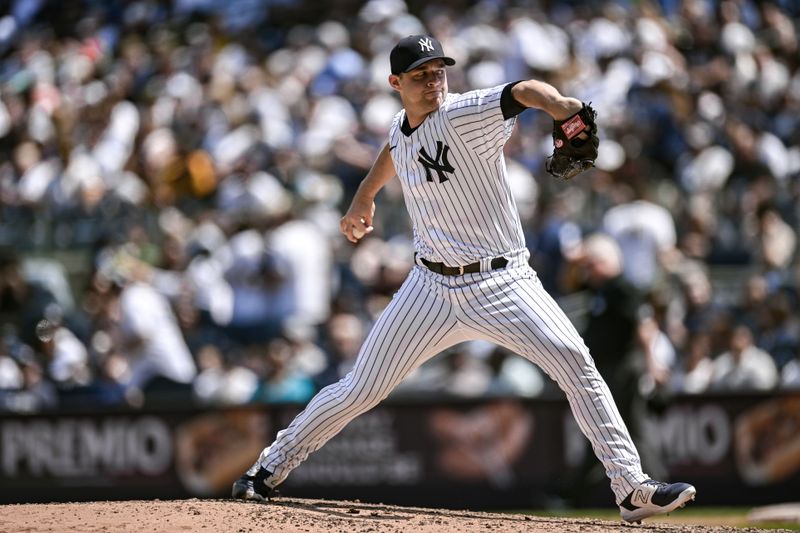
[388,85,527,266]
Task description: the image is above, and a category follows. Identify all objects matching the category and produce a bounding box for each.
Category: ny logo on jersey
[418,37,434,52]
[418,141,455,183]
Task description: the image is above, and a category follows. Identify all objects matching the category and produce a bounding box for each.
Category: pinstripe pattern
[454,265,648,501]
[247,81,649,506]
[250,267,647,503]
[388,85,526,266]
[249,267,470,486]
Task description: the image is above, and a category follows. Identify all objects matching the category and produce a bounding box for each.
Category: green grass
[503,507,800,530]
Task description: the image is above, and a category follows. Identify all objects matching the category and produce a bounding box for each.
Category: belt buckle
[458,265,464,275]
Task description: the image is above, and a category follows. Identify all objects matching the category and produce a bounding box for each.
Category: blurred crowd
[1,0,799,413]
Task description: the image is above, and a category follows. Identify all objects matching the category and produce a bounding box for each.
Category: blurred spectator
[529,192,582,296]
[266,206,334,331]
[215,229,293,344]
[753,203,797,291]
[709,324,779,392]
[673,265,729,354]
[314,312,366,388]
[441,347,491,398]
[0,357,57,413]
[38,308,92,389]
[283,321,327,379]
[782,356,800,390]
[112,276,197,404]
[0,338,23,390]
[89,352,130,407]
[193,345,259,405]
[601,185,678,291]
[731,274,772,336]
[484,346,546,398]
[756,290,800,370]
[637,310,678,397]
[0,247,58,347]
[250,337,316,404]
[670,331,715,395]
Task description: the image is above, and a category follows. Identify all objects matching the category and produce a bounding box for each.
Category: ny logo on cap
[418,37,434,52]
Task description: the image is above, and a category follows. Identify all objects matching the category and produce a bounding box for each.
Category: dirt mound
[0,498,791,533]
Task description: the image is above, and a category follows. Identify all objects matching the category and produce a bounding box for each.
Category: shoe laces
[642,479,667,489]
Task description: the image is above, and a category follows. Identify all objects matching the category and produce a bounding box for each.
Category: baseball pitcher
[232,34,696,523]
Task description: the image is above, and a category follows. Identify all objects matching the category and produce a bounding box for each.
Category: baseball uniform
[234,34,695,522]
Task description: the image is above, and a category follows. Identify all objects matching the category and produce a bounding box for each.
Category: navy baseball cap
[390,34,455,75]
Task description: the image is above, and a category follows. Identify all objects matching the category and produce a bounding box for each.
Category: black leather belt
[416,254,509,276]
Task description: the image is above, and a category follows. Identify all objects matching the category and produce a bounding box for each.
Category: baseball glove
[545,103,598,181]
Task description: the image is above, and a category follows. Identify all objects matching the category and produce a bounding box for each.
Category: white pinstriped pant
[248,261,648,503]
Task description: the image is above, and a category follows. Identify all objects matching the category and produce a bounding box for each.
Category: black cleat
[231,467,277,502]
[619,479,696,523]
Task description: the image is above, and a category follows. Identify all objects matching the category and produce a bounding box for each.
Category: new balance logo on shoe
[633,489,650,505]
[619,480,696,523]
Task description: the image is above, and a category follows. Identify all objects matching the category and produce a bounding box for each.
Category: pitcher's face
[390,59,448,115]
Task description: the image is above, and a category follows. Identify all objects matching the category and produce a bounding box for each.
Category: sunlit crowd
[1,0,799,412]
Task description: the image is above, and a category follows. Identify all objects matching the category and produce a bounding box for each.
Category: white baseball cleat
[619,479,696,523]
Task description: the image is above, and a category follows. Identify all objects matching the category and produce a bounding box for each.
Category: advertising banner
[0,408,271,502]
[1,393,798,508]
[653,394,800,506]
[281,398,566,508]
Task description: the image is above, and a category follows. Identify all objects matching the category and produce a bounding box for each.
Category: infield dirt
[1,498,794,533]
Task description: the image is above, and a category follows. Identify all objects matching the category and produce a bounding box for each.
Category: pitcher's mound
[0,497,783,532]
